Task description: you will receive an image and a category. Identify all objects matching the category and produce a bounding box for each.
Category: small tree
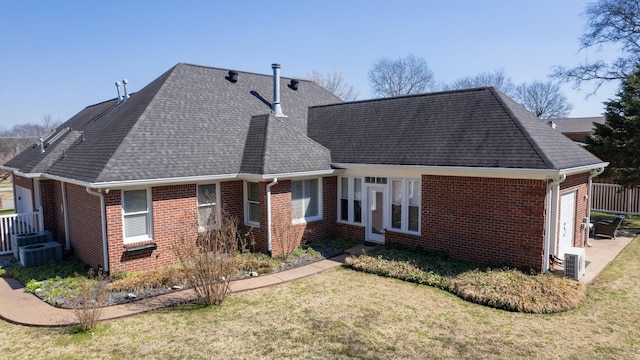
[71,269,108,331]
[368,54,436,97]
[173,208,241,305]
[307,70,359,101]
[513,80,573,119]
[586,65,640,187]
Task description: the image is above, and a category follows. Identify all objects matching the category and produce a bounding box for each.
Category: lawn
[1,238,639,359]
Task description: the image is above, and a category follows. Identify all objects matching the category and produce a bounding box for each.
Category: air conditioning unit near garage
[564,247,586,280]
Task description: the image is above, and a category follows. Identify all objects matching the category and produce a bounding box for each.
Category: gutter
[585,167,606,247]
[330,162,609,180]
[543,174,566,273]
[265,178,278,254]
[85,187,109,273]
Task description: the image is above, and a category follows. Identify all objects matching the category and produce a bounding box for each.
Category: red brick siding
[248,178,338,257]
[395,176,549,270]
[105,185,198,273]
[13,175,33,191]
[221,180,244,226]
[559,173,590,252]
[65,184,104,269]
[336,223,365,240]
[39,180,66,247]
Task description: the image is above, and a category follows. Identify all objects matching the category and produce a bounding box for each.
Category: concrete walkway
[0,255,347,327]
[581,233,634,284]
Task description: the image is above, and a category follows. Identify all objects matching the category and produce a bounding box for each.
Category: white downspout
[61,182,70,251]
[585,167,605,247]
[266,178,278,254]
[543,174,566,273]
[86,187,109,272]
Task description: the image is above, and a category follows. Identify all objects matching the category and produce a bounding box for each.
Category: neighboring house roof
[307,87,604,171]
[4,63,340,184]
[550,116,606,134]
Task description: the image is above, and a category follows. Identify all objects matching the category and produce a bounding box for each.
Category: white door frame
[558,191,577,259]
[366,184,387,244]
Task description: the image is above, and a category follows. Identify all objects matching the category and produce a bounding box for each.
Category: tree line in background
[0,114,61,181]
[3,1,638,186]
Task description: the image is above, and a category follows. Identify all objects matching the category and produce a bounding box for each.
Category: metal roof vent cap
[226,70,238,83]
[271,64,286,117]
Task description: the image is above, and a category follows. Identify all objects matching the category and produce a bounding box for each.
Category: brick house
[2,63,606,274]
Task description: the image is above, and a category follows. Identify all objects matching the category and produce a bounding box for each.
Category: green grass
[1,237,640,359]
[0,208,13,216]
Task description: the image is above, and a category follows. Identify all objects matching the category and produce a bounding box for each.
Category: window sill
[337,220,364,227]
[245,222,260,228]
[292,216,323,225]
[124,242,157,253]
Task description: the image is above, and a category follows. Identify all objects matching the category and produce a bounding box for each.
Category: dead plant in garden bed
[173,209,244,306]
[70,268,108,331]
[344,245,586,313]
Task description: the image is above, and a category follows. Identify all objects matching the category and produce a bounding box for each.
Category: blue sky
[0,0,620,129]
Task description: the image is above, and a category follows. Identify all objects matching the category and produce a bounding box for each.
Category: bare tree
[513,81,573,119]
[444,69,517,97]
[553,0,640,92]
[0,114,61,180]
[368,54,436,97]
[307,70,359,101]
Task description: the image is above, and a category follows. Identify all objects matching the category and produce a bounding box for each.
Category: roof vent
[226,70,238,83]
[122,79,130,100]
[288,79,299,91]
[271,64,285,117]
[115,81,123,103]
[548,120,557,129]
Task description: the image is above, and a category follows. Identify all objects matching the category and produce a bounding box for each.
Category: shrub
[71,269,108,331]
[108,266,184,292]
[173,208,241,306]
[344,246,587,313]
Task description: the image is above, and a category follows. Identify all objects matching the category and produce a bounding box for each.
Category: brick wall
[336,223,365,240]
[39,180,65,247]
[248,177,338,257]
[66,184,104,269]
[389,175,549,270]
[105,185,198,273]
[13,175,33,191]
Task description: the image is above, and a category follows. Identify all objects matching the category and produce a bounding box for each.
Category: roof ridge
[487,88,556,169]
[95,65,179,181]
[177,62,315,83]
[310,87,492,109]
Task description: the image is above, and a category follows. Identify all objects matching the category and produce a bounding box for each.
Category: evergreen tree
[587,66,640,187]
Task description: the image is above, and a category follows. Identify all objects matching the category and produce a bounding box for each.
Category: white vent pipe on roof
[122,79,130,100]
[115,81,123,103]
[271,64,285,117]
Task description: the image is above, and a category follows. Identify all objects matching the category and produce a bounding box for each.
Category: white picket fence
[591,183,640,215]
[0,211,43,255]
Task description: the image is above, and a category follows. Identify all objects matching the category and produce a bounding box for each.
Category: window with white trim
[389,178,421,233]
[122,189,152,243]
[338,177,363,224]
[292,178,321,222]
[246,182,260,226]
[353,178,362,223]
[340,177,349,222]
[391,179,403,230]
[408,180,420,232]
[197,184,217,231]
